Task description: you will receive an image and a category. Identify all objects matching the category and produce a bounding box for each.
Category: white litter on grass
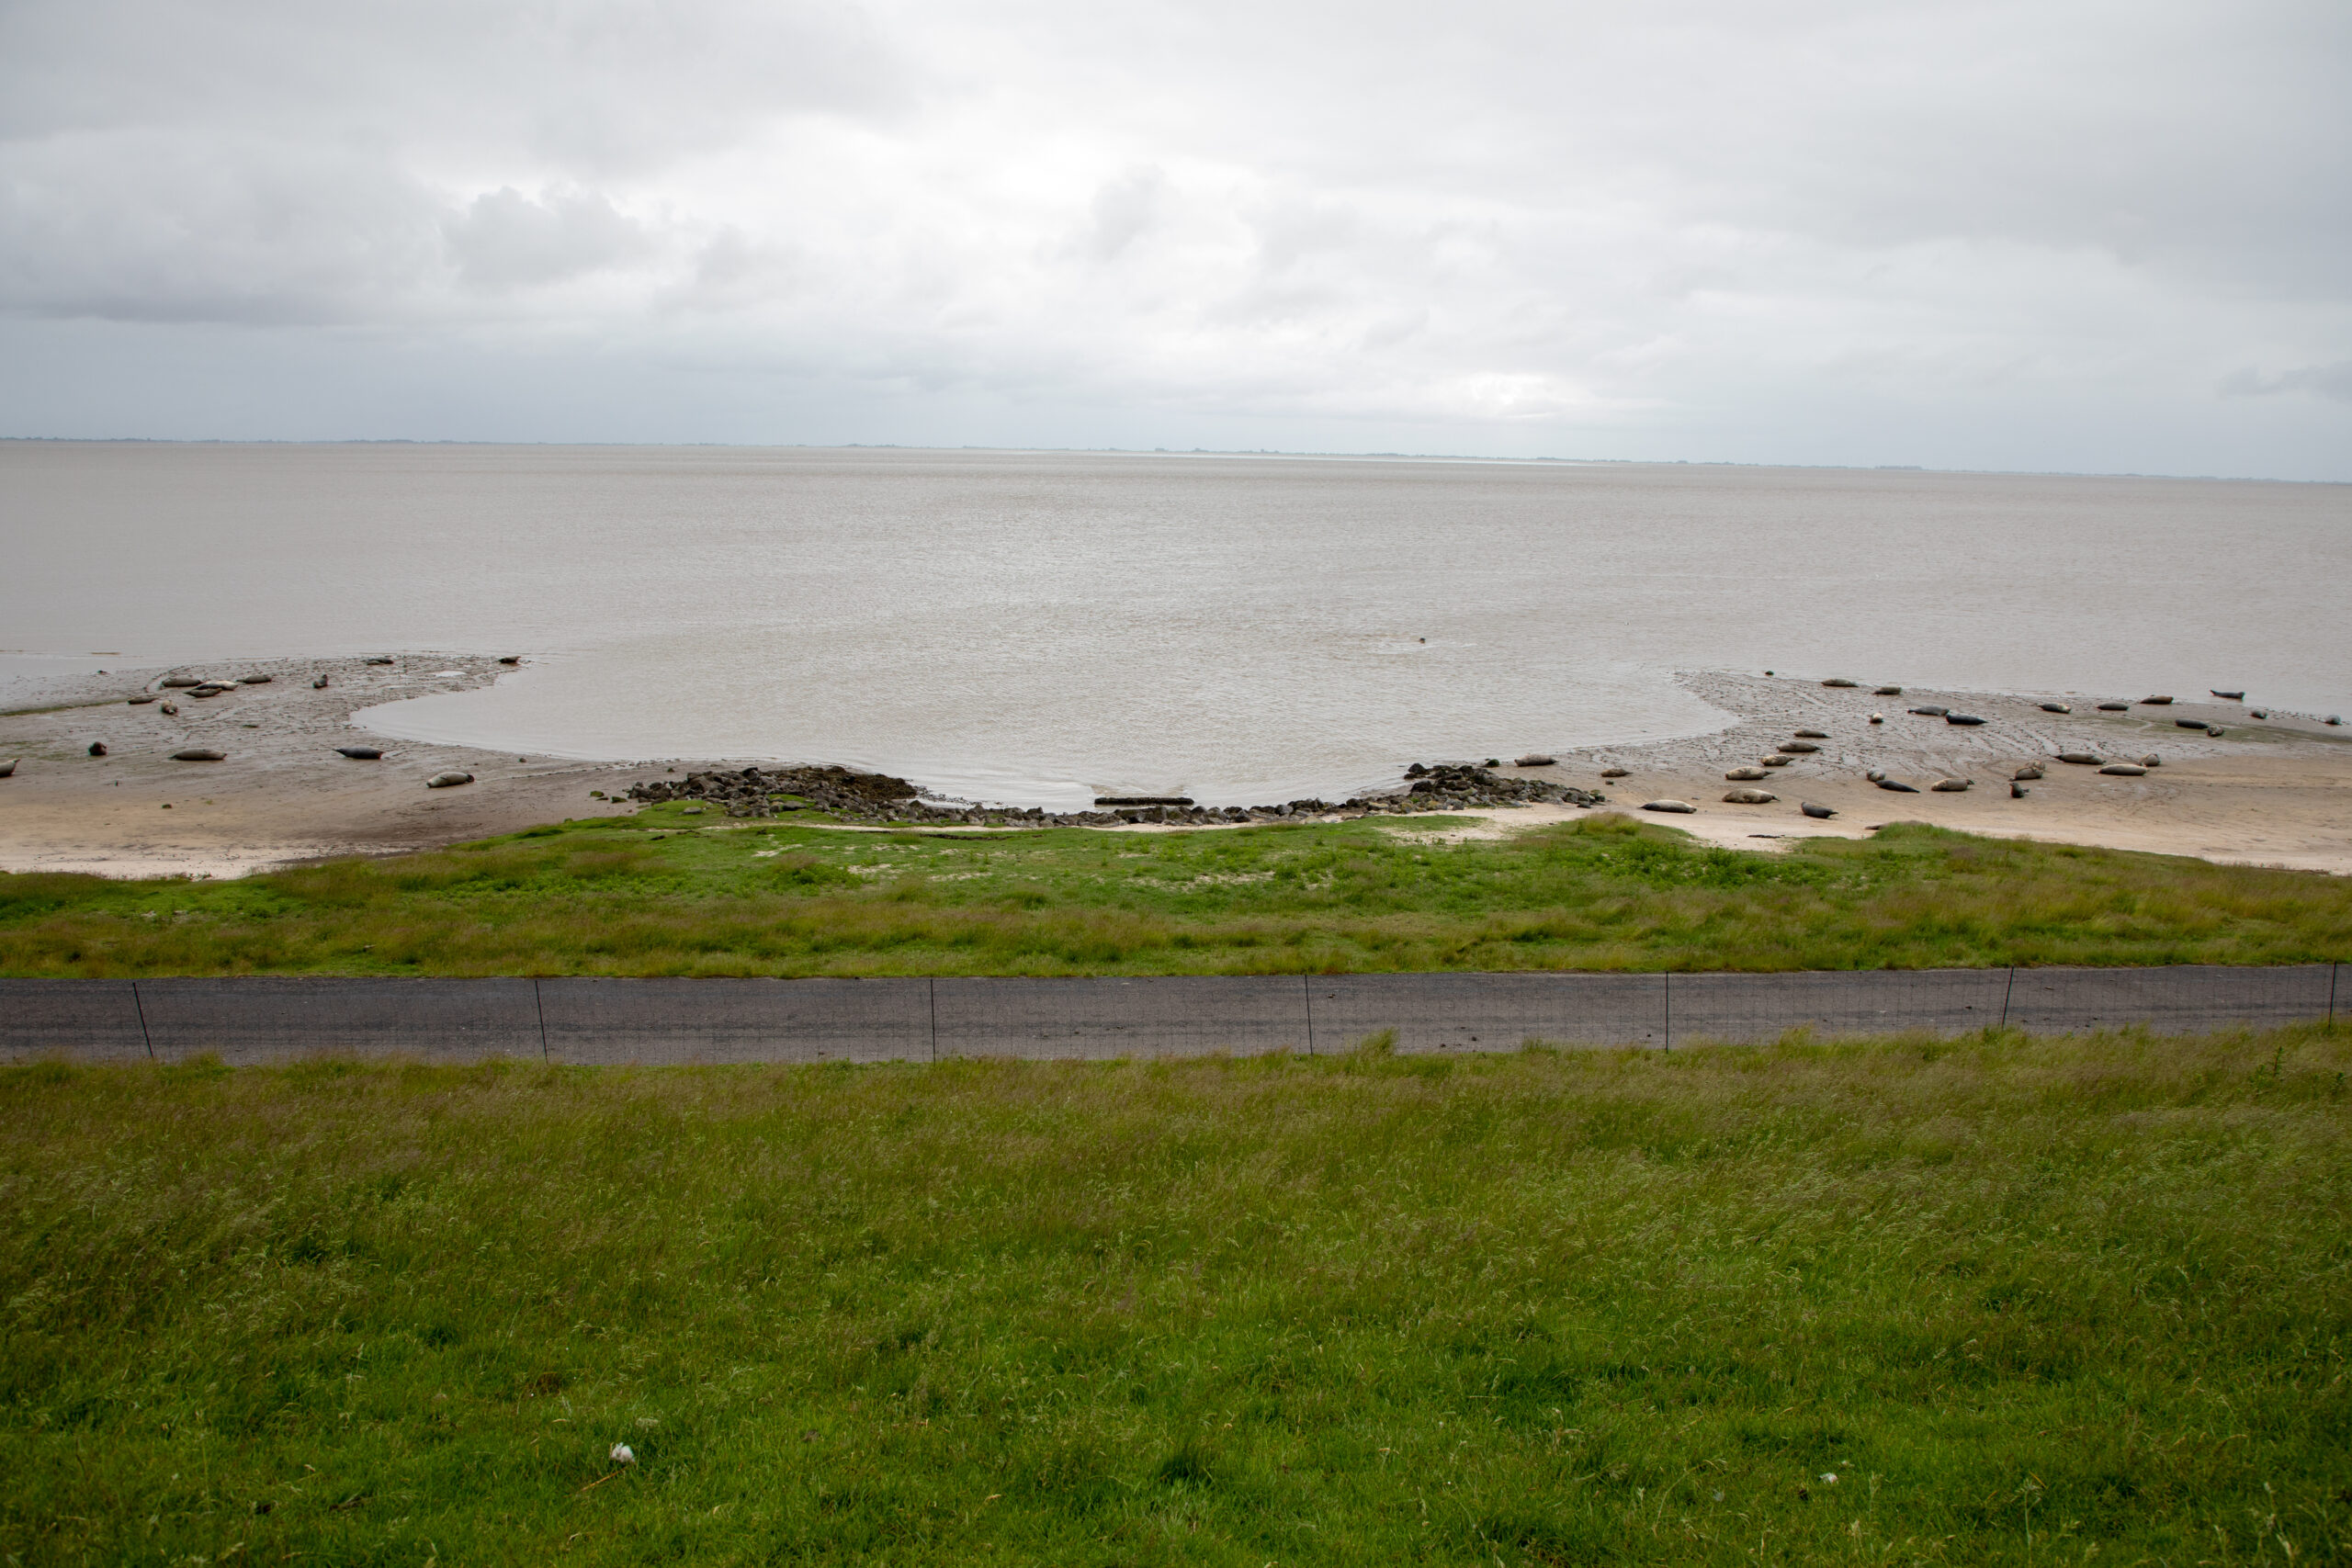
[610,1443,636,1466]
[1820,1472,1838,1483]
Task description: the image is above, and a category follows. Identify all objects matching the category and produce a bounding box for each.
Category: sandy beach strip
[2,660,2347,879]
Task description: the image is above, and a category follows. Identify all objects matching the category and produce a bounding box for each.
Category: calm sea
[4,443,2346,807]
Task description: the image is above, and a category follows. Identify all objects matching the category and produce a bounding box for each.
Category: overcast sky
[1,0,2346,477]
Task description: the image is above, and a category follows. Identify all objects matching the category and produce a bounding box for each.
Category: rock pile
[625,761,1607,827]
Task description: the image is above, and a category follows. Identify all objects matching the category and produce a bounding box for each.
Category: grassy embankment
[3,1030,2347,1564]
[4,807,2349,976]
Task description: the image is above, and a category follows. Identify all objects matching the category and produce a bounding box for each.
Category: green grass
[4,808,2348,976]
[3,1029,2347,1564]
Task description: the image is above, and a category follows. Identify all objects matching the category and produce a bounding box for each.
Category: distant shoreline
[3,435,2340,488]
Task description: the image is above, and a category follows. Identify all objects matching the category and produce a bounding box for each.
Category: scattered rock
[1945,713,1985,726]
[1095,795,1194,807]
[1723,788,1778,804]
[1874,685,1903,695]
[2140,695,2173,705]
[1875,778,1920,793]
[87,742,107,757]
[2012,764,2043,781]
[1908,705,1948,716]
[1822,678,1859,687]
[1931,778,1971,792]
[2040,702,2071,713]
[2055,751,2102,765]
[2211,690,2244,701]
[1514,754,1555,767]
[1801,801,1835,819]
[128,694,157,705]
[426,771,475,788]
[1793,728,1828,739]
[1724,766,1770,781]
[171,749,226,761]
[2099,763,2147,776]
[1405,762,1429,778]
[2097,702,2129,711]
[335,746,385,760]
[1778,740,1819,754]
[1642,799,1698,814]
[1600,767,1629,778]
[238,673,272,684]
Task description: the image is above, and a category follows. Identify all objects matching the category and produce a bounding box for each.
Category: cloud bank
[1,0,2346,476]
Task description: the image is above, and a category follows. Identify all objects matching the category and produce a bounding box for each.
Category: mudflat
[2,660,2347,877]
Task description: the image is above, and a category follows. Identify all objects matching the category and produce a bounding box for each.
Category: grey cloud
[443,188,650,291]
[1086,169,1164,261]
[2221,363,2352,401]
[0,130,445,323]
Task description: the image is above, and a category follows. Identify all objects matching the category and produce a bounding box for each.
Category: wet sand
[3,662,2347,878]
